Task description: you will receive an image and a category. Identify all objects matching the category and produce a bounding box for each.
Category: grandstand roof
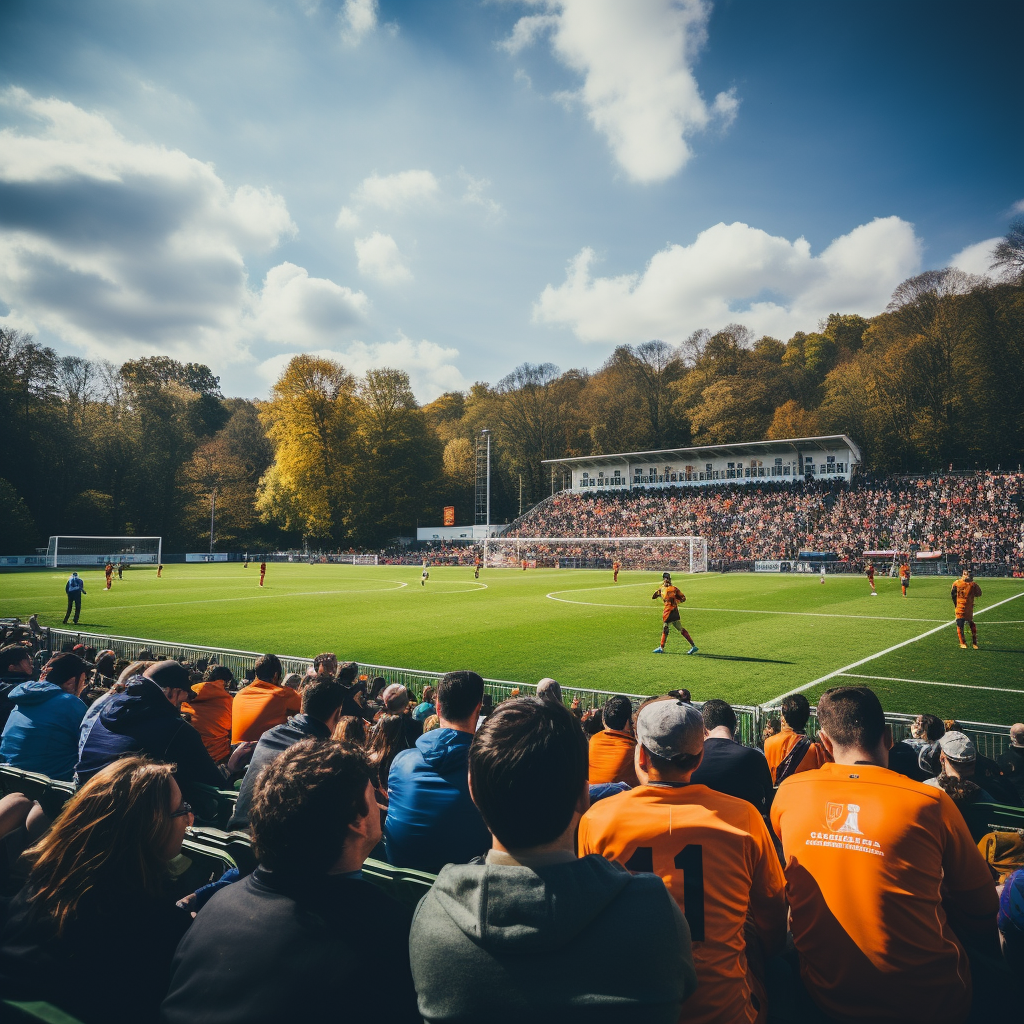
[542,434,862,469]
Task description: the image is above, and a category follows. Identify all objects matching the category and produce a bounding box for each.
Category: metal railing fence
[45,628,1009,756]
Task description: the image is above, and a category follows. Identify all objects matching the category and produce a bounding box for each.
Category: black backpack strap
[775,735,813,787]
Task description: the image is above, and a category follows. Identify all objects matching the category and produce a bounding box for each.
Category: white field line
[546,587,946,624]
[764,590,1024,705]
[839,672,1024,696]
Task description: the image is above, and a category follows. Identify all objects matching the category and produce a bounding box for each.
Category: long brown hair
[24,757,178,934]
[366,714,409,785]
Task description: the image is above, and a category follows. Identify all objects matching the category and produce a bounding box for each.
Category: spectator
[997,723,1024,801]
[1,652,90,781]
[332,715,367,746]
[76,661,224,803]
[230,654,301,743]
[924,731,996,804]
[920,730,1021,806]
[888,713,945,781]
[281,672,303,691]
[162,740,420,1024]
[536,677,563,704]
[588,694,639,787]
[366,714,411,796]
[410,696,697,1023]
[998,867,1024,970]
[312,651,338,682]
[764,693,827,784]
[412,685,436,723]
[0,757,193,1024]
[0,643,36,731]
[476,692,493,728]
[94,650,116,683]
[181,665,234,764]
[385,670,491,873]
[771,685,998,1023]
[691,698,774,813]
[383,682,422,745]
[580,695,786,1024]
[421,714,440,733]
[228,676,348,830]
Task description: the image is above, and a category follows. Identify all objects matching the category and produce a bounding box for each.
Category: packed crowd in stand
[504,472,1024,571]
[0,630,1022,1022]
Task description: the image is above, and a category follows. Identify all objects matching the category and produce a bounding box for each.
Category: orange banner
[443,506,455,526]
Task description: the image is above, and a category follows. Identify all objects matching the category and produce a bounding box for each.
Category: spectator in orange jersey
[580,695,787,1024]
[588,695,639,787]
[231,654,301,743]
[771,685,999,1024]
[181,665,234,763]
[764,693,827,785]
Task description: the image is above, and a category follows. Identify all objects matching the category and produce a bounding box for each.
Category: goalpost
[47,536,163,568]
[483,536,708,573]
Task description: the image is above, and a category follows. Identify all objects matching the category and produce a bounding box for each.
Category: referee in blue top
[63,572,87,624]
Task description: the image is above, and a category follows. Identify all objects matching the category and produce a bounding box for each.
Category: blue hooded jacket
[0,681,86,781]
[76,676,223,799]
[384,727,491,874]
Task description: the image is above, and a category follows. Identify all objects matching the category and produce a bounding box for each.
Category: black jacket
[0,672,33,733]
[76,677,223,801]
[691,736,775,813]
[0,882,191,1024]
[161,866,419,1024]
[997,745,1024,800]
[228,714,330,829]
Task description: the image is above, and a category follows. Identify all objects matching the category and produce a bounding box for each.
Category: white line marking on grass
[839,672,1024,696]
[764,589,1024,705]
[546,589,945,624]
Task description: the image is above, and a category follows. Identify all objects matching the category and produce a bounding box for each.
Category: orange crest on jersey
[826,802,845,831]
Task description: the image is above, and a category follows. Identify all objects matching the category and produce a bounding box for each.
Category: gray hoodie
[410,852,697,1023]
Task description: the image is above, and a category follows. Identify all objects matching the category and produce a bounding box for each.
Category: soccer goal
[483,536,707,573]
[47,536,163,568]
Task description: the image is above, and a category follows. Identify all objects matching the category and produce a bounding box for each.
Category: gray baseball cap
[635,698,705,759]
[938,730,976,763]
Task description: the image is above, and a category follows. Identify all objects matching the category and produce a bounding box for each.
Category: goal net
[47,536,163,568]
[483,536,707,573]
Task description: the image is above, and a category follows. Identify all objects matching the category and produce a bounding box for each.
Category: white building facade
[543,435,862,494]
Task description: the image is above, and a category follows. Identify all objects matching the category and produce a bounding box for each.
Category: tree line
[1,264,1022,552]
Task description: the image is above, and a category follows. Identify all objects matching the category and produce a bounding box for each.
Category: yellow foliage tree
[255,355,357,541]
[767,400,819,440]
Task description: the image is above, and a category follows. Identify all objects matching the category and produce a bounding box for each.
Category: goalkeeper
[652,572,698,655]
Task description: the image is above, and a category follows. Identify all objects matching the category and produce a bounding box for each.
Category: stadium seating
[189,782,240,830]
[961,800,1024,844]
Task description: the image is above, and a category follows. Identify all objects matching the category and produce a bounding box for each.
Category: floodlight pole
[483,429,491,533]
[210,488,217,554]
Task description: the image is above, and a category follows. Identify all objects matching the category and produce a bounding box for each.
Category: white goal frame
[47,536,163,568]
[483,536,707,573]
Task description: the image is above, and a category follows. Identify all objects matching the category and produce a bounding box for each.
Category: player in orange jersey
[899,560,910,596]
[951,567,982,649]
[612,559,621,583]
[104,561,113,590]
[259,561,266,588]
[771,685,997,1023]
[473,554,481,580]
[580,696,787,1024]
[652,572,697,654]
[157,563,163,577]
[866,561,876,594]
[521,559,527,571]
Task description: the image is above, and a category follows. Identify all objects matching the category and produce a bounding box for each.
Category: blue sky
[0,0,1019,399]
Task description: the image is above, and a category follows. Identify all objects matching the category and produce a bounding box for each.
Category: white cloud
[499,0,737,183]
[534,216,922,344]
[949,237,1000,278]
[1011,199,1024,215]
[246,262,368,347]
[335,205,360,231]
[339,0,378,47]
[460,171,503,217]
[354,231,412,284]
[353,169,439,211]
[0,88,378,375]
[256,334,466,402]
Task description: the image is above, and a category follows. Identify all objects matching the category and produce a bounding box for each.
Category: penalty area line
[839,672,1024,696]
[763,589,1024,706]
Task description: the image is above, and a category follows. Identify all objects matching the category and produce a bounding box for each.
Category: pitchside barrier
[45,628,1011,756]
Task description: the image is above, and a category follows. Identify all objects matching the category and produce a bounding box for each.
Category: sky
[0,0,1020,401]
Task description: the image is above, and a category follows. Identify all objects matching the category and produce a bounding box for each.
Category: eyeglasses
[170,801,193,819]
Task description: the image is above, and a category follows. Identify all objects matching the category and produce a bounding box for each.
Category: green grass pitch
[4,565,1023,723]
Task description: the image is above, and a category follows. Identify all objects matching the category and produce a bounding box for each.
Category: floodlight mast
[484,429,491,531]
